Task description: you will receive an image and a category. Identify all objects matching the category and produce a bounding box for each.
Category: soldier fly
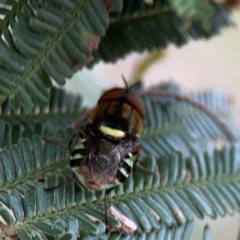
[45,78,145,226]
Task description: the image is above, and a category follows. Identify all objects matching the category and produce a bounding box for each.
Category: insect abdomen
[116,153,134,183]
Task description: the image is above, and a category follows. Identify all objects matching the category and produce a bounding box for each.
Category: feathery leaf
[91,1,232,64]
[0,0,234,110]
[0,82,239,239]
[0,132,239,239]
[0,87,82,148]
[0,0,118,110]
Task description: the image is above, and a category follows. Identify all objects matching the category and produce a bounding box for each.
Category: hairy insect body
[70,88,145,192]
[71,141,136,191]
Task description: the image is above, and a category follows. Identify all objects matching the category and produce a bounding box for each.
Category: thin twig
[43,136,68,148]
[138,90,238,142]
[70,109,93,130]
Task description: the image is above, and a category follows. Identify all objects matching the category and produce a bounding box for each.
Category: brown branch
[138,90,238,142]
[70,109,92,130]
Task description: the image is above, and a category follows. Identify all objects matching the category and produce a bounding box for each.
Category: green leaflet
[169,0,214,20]
[0,0,234,112]
[203,225,211,240]
[0,84,237,153]
[0,133,239,239]
[91,1,232,64]
[0,87,82,148]
[0,79,239,239]
[0,0,112,110]
[140,87,240,159]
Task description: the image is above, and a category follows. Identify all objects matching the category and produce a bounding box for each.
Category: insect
[45,79,145,226]
[71,79,145,224]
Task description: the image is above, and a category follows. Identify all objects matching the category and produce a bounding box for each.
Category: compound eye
[98,88,125,103]
[126,92,145,117]
[98,88,145,117]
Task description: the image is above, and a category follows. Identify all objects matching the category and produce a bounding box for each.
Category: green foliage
[0,85,239,240]
[0,0,233,110]
[140,83,240,159]
[91,1,232,64]
[203,225,212,240]
[0,1,239,240]
[169,0,214,20]
[0,87,82,148]
[0,0,121,110]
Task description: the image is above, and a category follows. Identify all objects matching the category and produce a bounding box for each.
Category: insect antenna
[121,75,142,98]
[122,75,129,90]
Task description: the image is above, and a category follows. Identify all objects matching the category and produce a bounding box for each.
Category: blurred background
[66,10,240,240]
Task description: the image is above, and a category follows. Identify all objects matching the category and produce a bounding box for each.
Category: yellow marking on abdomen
[100,125,125,138]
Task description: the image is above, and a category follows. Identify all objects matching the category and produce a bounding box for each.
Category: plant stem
[70,110,92,129]
[138,90,238,142]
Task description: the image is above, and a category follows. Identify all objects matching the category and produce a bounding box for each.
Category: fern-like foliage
[92,1,232,64]
[0,1,238,239]
[0,87,82,148]
[0,0,234,111]
[0,84,239,240]
[0,0,122,111]
[169,0,215,20]
[0,134,239,239]
[140,83,240,159]
[203,225,212,240]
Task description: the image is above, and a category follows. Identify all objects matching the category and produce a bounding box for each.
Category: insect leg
[136,163,159,177]
[43,136,68,148]
[132,148,159,178]
[70,110,92,130]
[68,130,85,148]
[104,187,115,226]
[43,130,84,148]
[43,175,76,193]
